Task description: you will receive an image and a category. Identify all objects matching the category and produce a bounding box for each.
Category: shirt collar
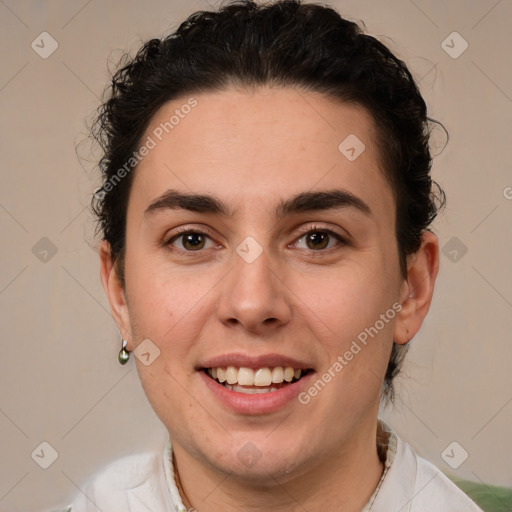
[162,440,188,512]
[361,418,398,511]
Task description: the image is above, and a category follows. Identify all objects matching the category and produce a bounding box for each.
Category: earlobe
[393,231,440,345]
[99,240,132,349]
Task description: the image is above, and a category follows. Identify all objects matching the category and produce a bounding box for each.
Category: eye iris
[183,233,205,250]
[307,232,328,250]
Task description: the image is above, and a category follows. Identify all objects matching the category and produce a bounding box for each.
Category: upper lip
[199,353,314,370]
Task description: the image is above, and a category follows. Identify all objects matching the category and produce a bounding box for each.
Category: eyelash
[164,224,348,255]
[165,226,220,254]
[292,224,348,253]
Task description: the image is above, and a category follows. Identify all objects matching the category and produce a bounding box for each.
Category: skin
[100,86,439,512]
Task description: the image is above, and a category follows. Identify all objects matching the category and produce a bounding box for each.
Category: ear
[393,230,440,345]
[99,239,133,350]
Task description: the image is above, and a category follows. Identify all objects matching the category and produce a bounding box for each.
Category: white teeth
[253,367,272,386]
[271,367,284,383]
[207,365,307,388]
[217,367,226,383]
[225,384,279,394]
[238,367,254,386]
[284,367,294,382]
[226,366,238,385]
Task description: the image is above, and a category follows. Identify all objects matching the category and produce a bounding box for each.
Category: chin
[217,451,306,485]
[197,432,314,484]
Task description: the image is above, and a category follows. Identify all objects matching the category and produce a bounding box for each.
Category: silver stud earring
[118,339,130,365]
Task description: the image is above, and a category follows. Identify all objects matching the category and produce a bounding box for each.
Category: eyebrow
[144,188,372,219]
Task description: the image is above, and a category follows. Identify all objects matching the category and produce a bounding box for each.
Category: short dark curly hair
[91,0,446,402]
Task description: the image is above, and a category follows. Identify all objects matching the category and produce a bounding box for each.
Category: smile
[203,366,311,394]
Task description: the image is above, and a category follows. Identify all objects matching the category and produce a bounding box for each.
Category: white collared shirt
[52,420,483,512]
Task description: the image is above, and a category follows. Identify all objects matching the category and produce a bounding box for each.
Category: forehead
[128,87,394,223]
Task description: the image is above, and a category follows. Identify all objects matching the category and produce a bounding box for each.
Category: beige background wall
[1,0,511,510]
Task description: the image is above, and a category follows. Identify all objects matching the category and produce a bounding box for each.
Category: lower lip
[199,370,314,415]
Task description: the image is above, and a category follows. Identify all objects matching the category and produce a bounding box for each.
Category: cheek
[290,257,399,405]
[293,260,396,338]
[126,254,210,335]
[124,257,222,400]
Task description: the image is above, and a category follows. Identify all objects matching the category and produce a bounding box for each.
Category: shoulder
[53,450,173,512]
[399,436,483,512]
[83,450,162,490]
[372,421,483,512]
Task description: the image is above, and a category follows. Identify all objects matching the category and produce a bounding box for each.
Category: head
[94,0,443,482]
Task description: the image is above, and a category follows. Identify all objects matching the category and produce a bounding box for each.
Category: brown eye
[305,231,329,250]
[181,233,206,250]
[294,229,346,252]
[168,230,215,251]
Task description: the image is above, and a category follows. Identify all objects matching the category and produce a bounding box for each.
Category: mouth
[197,353,316,414]
[201,366,313,394]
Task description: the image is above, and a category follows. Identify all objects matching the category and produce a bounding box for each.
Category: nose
[216,245,293,336]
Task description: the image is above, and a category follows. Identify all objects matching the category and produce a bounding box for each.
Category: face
[103,87,423,482]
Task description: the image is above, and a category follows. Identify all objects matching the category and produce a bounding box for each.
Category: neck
[171,420,385,512]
